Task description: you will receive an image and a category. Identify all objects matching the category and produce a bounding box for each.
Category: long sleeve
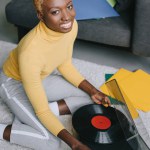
[57,44,85,87]
[18,51,65,136]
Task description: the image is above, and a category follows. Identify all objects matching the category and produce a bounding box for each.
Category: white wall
[0,0,18,43]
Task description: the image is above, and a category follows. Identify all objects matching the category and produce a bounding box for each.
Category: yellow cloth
[104,79,139,119]
[119,69,150,112]
[3,20,85,136]
[100,68,138,119]
[100,68,150,118]
[100,68,132,97]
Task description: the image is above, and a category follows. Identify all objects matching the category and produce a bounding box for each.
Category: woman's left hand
[78,79,111,106]
[91,91,111,106]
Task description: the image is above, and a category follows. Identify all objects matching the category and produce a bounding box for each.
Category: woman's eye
[51,10,59,15]
[67,5,73,10]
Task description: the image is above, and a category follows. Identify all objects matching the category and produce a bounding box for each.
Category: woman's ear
[37,11,44,22]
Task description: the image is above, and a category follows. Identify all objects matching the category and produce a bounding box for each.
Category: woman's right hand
[57,129,91,150]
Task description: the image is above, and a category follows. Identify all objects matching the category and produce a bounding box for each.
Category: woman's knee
[64,96,93,114]
[42,75,88,101]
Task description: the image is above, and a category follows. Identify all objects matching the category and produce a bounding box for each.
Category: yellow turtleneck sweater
[3,20,84,136]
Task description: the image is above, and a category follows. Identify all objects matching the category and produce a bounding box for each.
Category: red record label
[91,115,111,130]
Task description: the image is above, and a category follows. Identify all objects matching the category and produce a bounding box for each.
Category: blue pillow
[73,0,119,20]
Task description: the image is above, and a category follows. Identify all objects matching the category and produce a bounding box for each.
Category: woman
[0,0,110,149]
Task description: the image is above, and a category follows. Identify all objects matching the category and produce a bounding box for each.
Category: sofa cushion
[77,15,131,47]
[5,0,39,29]
[6,0,131,47]
[132,0,150,56]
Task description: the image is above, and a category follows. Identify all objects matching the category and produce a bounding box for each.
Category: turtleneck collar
[38,21,65,41]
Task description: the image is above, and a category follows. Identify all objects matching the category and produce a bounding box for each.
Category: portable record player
[72,79,150,150]
[72,104,134,150]
[105,79,150,149]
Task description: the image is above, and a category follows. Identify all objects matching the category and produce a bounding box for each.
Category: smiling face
[37,0,76,33]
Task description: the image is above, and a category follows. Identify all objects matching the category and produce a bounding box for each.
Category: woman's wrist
[90,87,100,96]
[57,129,80,148]
[78,79,99,96]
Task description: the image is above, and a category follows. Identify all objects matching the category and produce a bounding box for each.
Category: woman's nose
[61,11,70,21]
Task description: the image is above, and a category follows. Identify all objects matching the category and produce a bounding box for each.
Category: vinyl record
[72,104,130,144]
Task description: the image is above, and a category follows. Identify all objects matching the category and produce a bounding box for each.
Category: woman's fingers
[91,95,102,104]
[91,93,111,106]
[104,96,111,106]
[101,97,111,107]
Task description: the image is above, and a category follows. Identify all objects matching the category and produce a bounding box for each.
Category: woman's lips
[60,22,72,29]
